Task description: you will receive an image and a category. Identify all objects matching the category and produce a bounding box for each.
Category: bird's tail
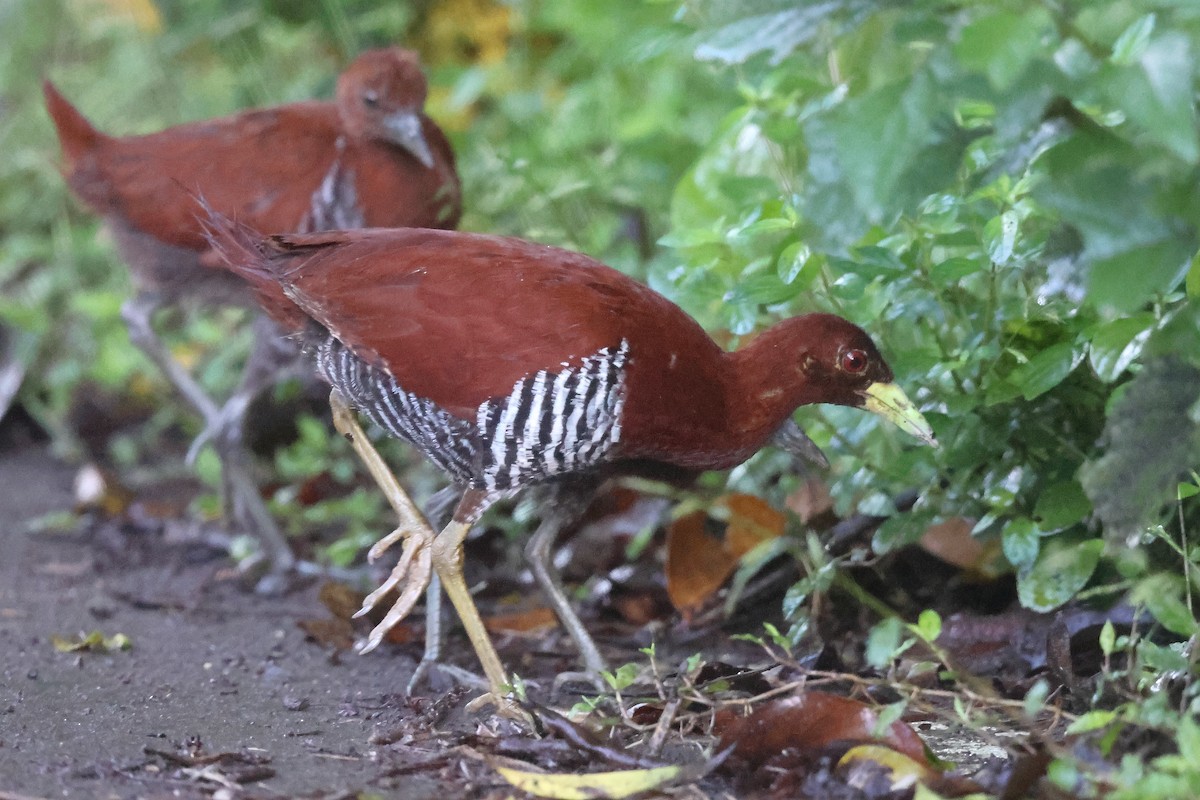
[197,200,310,331]
[42,80,105,172]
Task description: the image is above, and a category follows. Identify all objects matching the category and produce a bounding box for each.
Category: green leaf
[1089,240,1193,313]
[1002,516,1041,570]
[810,72,938,224]
[865,617,910,669]
[1132,574,1196,637]
[913,609,942,643]
[693,3,837,66]
[1017,539,1104,612]
[1099,620,1115,656]
[929,256,985,286]
[1081,358,1200,546]
[776,241,818,287]
[1088,314,1156,383]
[984,210,1020,265]
[1034,481,1092,531]
[1188,250,1200,298]
[1065,709,1118,736]
[1110,14,1156,66]
[1010,341,1083,400]
[1178,716,1200,764]
[1103,32,1199,163]
[954,8,1055,90]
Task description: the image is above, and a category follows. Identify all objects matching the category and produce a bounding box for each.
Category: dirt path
[0,444,499,799]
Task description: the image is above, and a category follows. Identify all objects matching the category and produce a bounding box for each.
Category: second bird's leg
[328,390,437,652]
[524,481,608,688]
[122,293,294,590]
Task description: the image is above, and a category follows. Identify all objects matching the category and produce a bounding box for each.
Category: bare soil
[0,442,541,799]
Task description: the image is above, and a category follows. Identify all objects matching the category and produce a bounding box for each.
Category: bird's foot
[186,395,251,466]
[354,524,434,653]
[407,657,487,695]
[552,669,608,696]
[465,691,540,729]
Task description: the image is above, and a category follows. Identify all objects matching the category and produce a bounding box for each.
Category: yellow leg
[328,390,435,652]
[330,392,530,723]
[429,519,510,693]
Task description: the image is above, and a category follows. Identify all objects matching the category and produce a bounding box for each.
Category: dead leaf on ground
[715,691,931,768]
[51,629,132,653]
[786,477,834,525]
[665,494,786,620]
[73,463,133,517]
[494,762,680,799]
[918,517,1003,575]
[485,605,558,634]
[297,617,356,651]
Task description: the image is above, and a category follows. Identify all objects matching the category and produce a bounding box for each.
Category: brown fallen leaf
[918,516,1004,575]
[296,618,355,651]
[665,494,787,620]
[318,581,365,621]
[484,605,558,634]
[715,691,931,768]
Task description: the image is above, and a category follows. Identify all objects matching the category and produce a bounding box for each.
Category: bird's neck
[724,318,824,451]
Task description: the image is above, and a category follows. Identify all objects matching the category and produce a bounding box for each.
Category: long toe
[356,525,435,653]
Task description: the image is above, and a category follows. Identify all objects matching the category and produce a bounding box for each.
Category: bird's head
[789,314,938,447]
[337,48,435,168]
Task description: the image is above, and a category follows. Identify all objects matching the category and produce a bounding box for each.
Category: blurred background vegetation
[3,0,1200,791]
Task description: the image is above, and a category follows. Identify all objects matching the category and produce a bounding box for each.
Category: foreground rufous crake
[203,216,937,716]
[44,48,461,590]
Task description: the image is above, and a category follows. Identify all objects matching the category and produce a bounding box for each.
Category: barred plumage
[314,336,630,492]
[301,141,363,233]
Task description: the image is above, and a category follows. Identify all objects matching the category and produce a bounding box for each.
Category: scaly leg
[430,489,528,719]
[122,293,294,590]
[328,390,436,652]
[524,482,607,687]
[408,486,485,693]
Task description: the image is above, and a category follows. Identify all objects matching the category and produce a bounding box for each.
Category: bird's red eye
[840,348,868,374]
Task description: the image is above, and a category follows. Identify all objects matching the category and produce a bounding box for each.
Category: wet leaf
[493,762,683,799]
[839,744,936,789]
[715,691,931,767]
[52,630,132,653]
[1017,539,1104,612]
[1010,342,1083,400]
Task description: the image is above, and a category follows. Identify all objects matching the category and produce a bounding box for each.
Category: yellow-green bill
[862,382,938,446]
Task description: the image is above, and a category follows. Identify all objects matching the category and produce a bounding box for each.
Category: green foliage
[670,0,1200,620]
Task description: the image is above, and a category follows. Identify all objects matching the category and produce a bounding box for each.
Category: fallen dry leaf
[493,762,683,799]
[484,605,558,634]
[786,477,834,525]
[715,691,931,768]
[666,494,786,619]
[918,517,1003,574]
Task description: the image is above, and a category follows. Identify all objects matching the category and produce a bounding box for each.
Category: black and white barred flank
[300,138,364,233]
[314,336,630,493]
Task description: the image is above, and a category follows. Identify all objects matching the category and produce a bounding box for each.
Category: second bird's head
[337,47,435,168]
